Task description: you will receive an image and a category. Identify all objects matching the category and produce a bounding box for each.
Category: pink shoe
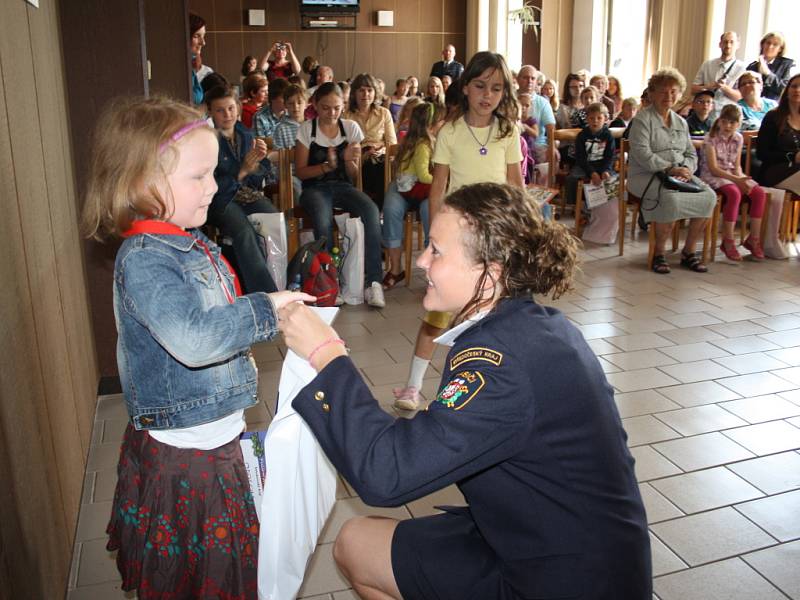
[392,386,422,410]
[720,238,742,261]
[742,236,765,260]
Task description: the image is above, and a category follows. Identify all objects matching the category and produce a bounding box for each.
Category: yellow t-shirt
[432,116,522,191]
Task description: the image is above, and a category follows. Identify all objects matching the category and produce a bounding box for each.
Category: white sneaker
[334,294,345,306]
[365,281,386,308]
[393,386,422,410]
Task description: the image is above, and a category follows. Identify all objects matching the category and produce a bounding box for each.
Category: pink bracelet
[307,337,346,369]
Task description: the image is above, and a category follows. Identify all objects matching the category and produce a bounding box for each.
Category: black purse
[655,170,704,193]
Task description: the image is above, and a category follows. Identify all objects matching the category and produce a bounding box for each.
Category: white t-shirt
[296,118,364,148]
[693,57,747,113]
[149,410,245,450]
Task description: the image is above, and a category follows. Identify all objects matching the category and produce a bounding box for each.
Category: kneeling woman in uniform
[280,183,652,600]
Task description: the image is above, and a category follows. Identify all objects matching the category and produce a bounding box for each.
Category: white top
[296,118,364,148]
[149,410,245,449]
[693,57,747,113]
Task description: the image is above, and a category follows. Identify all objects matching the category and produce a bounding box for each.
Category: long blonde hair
[82,96,207,240]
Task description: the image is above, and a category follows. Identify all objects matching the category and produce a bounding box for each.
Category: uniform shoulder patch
[449,347,503,371]
[435,370,485,410]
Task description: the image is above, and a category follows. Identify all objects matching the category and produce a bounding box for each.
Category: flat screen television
[299,0,359,13]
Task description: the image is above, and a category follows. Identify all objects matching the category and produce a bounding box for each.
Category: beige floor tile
[658,342,731,363]
[348,348,396,368]
[101,419,128,444]
[721,394,800,424]
[767,345,800,366]
[568,309,627,325]
[95,395,128,420]
[76,539,120,587]
[711,334,778,354]
[611,318,676,335]
[318,497,410,544]
[612,303,677,320]
[751,314,800,331]
[298,594,334,600]
[653,557,785,600]
[656,299,720,314]
[596,357,621,374]
[735,490,800,542]
[614,390,682,418]
[653,432,755,471]
[622,416,681,447]
[639,483,684,523]
[605,332,676,352]
[771,366,800,387]
[712,306,770,323]
[650,532,688,577]
[745,300,800,316]
[727,451,800,495]
[650,507,775,566]
[660,312,723,329]
[712,353,789,375]
[658,326,724,345]
[707,321,773,339]
[251,341,283,362]
[704,294,765,309]
[605,349,677,371]
[723,421,800,455]
[717,372,797,397]
[629,445,683,482]
[758,328,800,349]
[67,581,133,599]
[743,541,800,599]
[657,360,737,384]
[657,380,741,408]
[586,338,622,355]
[345,330,414,351]
[86,443,121,472]
[332,590,359,600]
[607,368,682,393]
[93,468,117,503]
[575,322,627,339]
[654,405,748,436]
[650,467,763,514]
[405,484,466,518]
[295,542,350,598]
[780,388,800,405]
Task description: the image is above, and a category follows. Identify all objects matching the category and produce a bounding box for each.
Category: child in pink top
[699,104,766,260]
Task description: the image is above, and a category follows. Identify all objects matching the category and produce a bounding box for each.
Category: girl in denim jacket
[82,96,311,599]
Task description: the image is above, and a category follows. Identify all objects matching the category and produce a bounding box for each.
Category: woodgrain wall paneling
[0,0,99,596]
[189,0,468,89]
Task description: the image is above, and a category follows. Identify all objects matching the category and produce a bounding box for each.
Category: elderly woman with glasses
[738,72,778,131]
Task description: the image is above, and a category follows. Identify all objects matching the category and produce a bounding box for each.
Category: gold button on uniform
[314,391,325,401]
[322,403,330,412]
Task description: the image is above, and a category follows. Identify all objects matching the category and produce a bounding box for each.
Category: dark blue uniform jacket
[294,297,652,599]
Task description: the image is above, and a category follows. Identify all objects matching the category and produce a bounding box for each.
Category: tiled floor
[68,227,800,599]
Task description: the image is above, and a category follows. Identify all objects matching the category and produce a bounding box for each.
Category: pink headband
[159,119,210,153]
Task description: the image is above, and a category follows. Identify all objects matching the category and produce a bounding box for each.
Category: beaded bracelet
[307,337,346,370]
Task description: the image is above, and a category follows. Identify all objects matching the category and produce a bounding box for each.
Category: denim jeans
[207,197,278,294]
[382,182,430,249]
[299,181,382,285]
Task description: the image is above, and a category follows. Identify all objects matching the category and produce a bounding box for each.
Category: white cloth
[693,57,747,113]
[296,118,364,148]
[433,311,488,346]
[149,410,245,449]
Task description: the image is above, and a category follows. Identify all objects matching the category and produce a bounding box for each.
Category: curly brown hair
[444,183,579,323]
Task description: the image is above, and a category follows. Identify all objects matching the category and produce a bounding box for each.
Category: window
[606,0,649,98]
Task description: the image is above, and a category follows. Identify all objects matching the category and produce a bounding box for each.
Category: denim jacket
[114,226,279,430]
[213,121,275,212]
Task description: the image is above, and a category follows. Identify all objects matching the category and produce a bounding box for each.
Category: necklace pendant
[479,147,488,156]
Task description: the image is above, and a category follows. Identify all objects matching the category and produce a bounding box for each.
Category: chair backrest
[742,130,758,176]
[547,127,580,187]
[277,147,295,211]
[619,137,630,201]
[384,143,399,193]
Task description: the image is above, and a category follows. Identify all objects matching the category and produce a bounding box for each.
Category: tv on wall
[299,0,359,13]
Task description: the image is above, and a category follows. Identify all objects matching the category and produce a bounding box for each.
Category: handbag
[655,170,704,193]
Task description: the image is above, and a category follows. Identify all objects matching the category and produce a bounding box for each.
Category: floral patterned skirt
[107,424,259,599]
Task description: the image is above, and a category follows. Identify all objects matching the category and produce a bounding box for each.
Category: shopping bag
[248,212,289,290]
[258,307,339,600]
[582,196,620,244]
[333,213,365,305]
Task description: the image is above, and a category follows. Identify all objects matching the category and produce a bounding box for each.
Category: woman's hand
[344,142,362,163]
[268,290,316,312]
[590,172,602,186]
[241,138,268,177]
[327,146,338,170]
[758,56,771,76]
[668,166,692,181]
[280,302,346,368]
[734,176,751,194]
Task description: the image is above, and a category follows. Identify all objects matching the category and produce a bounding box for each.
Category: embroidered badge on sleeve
[435,370,485,410]
[449,347,503,370]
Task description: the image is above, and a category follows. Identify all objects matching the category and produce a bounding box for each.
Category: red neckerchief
[122,220,242,301]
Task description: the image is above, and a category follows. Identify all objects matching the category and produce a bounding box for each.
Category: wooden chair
[617,138,645,256]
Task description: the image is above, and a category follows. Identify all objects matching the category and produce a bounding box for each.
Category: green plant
[509,1,542,38]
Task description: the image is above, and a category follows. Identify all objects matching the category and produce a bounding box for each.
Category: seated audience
[240,73,268,129]
[566,102,615,205]
[747,32,797,101]
[396,96,424,140]
[344,73,398,209]
[261,41,301,82]
[241,55,257,82]
[272,84,308,201]
[692,31,746,116]
[516,65,556,164]
[425,76,446,107]
[686,90,715,136]
[295,82,385,307]
[441,74,452,92]
[570,85,600,130]
[406,76,422,98]
[389,78,409,122]
[382,102,435,289]
[606,75,624,116]
[755,73,800,193]
[610,97,638,129]
[302,55,320,88]
[590,74,617,117]
[189,12,207,105]
[541,78,560,114]
[253,77,289,139]
[517,93,538,182]
[738,71,777,131]
[375,78,390,107]
[628,68,717,274]
[556,73,584,129]
[699,104,767,260]
[205,85,278,293]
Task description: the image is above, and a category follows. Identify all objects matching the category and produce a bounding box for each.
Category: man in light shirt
[692,31,747,117]
[517,65,556,164]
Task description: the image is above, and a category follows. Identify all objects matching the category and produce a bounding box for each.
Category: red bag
[286,238,339,306]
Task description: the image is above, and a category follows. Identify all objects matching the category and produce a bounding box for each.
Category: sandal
[720,238,742,261]
[652,254,671,274]
[382,270,405,290]
[742,236,765,260]
[680,250,708,273]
